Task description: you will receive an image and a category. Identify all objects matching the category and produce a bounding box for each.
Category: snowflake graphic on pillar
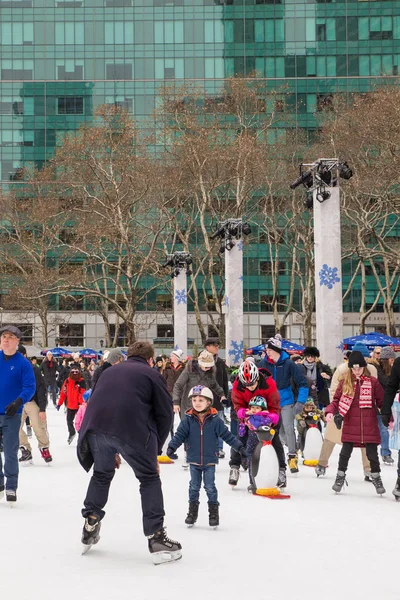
[174,289,187,305]
[236,240,243,252]
[319,264,340,289]
[224,296,229,307]
[228,340,244,364]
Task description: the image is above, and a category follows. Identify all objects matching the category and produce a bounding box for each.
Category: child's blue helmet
[248,396,267,409]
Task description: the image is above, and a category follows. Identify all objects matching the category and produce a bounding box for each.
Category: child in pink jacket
[75,389,91,432]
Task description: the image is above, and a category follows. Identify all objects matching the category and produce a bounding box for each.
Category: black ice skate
[208,503,219,529]
[148,528,182,565]
[371,473,386,495]
[67,434,76,445]
[81,516,101,554]
[6,490,17,503]
[19,446,33,465]
[382,455,394,466]
[185,502,199,527]
[392,476,400,501]
[229,466,240,487]
[277,468,287,489]
[315,464,326,477]
[332,470,348,493]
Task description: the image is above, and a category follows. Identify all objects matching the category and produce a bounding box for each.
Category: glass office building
[1,0,399,347]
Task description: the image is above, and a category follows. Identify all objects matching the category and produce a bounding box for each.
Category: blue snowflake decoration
[238,275,243,282]
[319,264,340,289]
[228,340,244,364]
[236,240,244,252]
[337,341,344,351]
[174,289,187,305]
[174,344,179,350]
[224,296,230,307]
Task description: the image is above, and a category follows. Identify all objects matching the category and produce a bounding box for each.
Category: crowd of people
[1,324,400,565]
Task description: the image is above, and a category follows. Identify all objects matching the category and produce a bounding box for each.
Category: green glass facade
[1,0,400,344]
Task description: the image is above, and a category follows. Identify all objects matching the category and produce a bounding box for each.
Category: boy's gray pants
[279,404,296,457]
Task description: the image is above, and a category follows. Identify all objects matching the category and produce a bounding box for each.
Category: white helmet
[238,360,259,386]
[188,385,213,403]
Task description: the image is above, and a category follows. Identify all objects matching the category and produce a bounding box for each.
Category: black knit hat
[348,351,367,369]
[266,333,283,354]
[304,346,320,358]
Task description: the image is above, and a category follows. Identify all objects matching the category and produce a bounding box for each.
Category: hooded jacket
[259,351,308,407]
[58,376,86,410]
[168,407,243,466]
[172,360,225,414]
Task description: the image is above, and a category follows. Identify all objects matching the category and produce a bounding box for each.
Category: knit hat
[266,333,283,354]
[171,348,184,361]
[291,354,302,362]
[351,342,370,357]
[72,352,80,361]
[304,346,320,358]
[348,351,367,369]
[197,350,215,368]
[155,356,163,363]
[380,346,396,360]
[105,348,123,365]
[205,337,220,347]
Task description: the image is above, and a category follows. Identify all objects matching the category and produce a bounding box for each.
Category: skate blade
[20,461,33,467]
[81,544,92,555]
[210,526,218,530]
[152,550,182,565]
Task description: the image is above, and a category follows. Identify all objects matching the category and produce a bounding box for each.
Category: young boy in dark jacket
[167,385,247,528]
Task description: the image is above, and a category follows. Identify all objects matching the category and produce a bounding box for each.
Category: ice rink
[1,406,398,600]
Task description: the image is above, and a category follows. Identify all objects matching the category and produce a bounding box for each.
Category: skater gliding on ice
[325,351,385,495]
[77,341,182,564]
[166,385,246,528]
[57,367,85,444]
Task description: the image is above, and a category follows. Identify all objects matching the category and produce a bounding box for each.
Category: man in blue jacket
[258,334,308,473]
[77,341,182,564]
[0,325,36,502]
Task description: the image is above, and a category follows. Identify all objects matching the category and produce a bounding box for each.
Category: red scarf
[339,376,372,417]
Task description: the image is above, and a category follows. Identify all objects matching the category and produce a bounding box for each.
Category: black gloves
[5,397,23,417]
[334,413,343,430]
[55,405,61,412]
[381,414,390,428]
[166,446,176,458]
[221,398,229,408]
[239,446,248,458]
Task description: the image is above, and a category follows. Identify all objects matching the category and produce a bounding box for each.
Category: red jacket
[326,377,384,446]
[232,370,281,415]
[58,377,86,410]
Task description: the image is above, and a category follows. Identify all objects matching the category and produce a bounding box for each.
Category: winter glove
[5,397,22,417]
[239,446,248,458]
[166,446,176,458]
[294,402,304,415]
[334,413,343,430]
[55,405,61,412]
[221,398,229,408]
[381,414,390,428]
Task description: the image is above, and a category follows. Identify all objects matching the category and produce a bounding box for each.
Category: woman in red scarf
[325,350,385,495]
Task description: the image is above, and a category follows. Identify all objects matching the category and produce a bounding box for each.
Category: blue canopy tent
[40,347,71,357]
[246,340,305,356]
[343,332,400,351]
[80,348,98,359]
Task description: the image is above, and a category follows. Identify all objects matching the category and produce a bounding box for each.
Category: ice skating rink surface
[1,408,398,600]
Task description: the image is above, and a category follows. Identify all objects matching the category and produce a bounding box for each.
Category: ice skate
[208,503,219,529]
[277,468,287,489]
[315,464,326,477]
[81,516,101,554]
[218,449,225,459]
[382,455,394,466]
[67,434,76,445]
[184,502,199,527]
[371,473,386,495]
[247,483,256,494]
[6,490,17,503]
[392,476,400,501]
[19,446,33,465]
[332,470,348,493]
[288,456,299,474]
[40,447,53,464]
[364,472,373,482]
[148,528,182,565]
[229,466,240,487]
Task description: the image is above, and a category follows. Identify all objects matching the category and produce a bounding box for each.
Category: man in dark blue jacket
[258,334,308,473]
[0,325,36,502]
[77,341,182,564]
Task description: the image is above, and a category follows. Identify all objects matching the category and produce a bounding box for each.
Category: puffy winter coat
[330,362,377,399]
[163,364,185,395]
[231,370,281,415]
[259,351,308,407]
[172,360,225,414]
[325,377,384,446]
[41,358,59,385]
[58,377,86,410]
[382,357,400,418]
[169,408,243,466]
[301,361,332,407]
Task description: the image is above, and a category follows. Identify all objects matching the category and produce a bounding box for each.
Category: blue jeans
[82,431,165,536]
[377,415,391,457]
[0,413,22,490]
[189,465,218,504]
[217,410,225,450]
[47,383,57,405]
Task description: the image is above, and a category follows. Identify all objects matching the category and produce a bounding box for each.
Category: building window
[157,325,174,338]
[154,21,183,44]
[1,60,33,80]
[59,295,84,311]
[55,22,84,45]
[59,324,84,346]
[56,61,84,80]
[155,59,184,80]
[260,261,286,275]
[106,63,133,80]
[261,325,279,344]
[14,324,33,345]
[260,295,287,312]
[207,325,219,338]
[156,294,172,310]
[57,97,84,115]
[109,323,128,346]
[104,22,134,44]
[0,22,33,45]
